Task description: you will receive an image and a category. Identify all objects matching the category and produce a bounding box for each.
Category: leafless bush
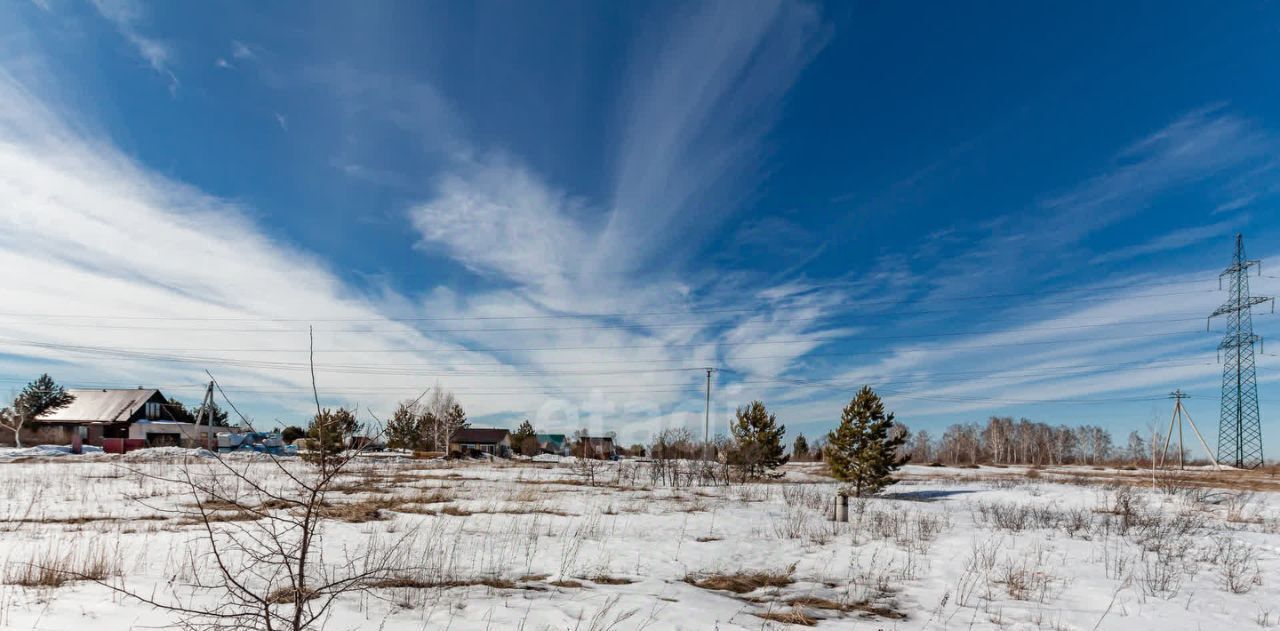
[1136,550,1187,599]
[1212,536,1263,594]
[781,484,828,511]
[972,500,1062,532]
[1257,607,1278,628]
[772,505,813,539]
[954,537,1001,607]
[1225,492,1260,524]
[995,544,1067,603]
[849,548,903,601]
[572,455,605,487]
[1060,507,1095,539]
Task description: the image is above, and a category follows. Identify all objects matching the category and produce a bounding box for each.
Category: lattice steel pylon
[1208,234,1273,468]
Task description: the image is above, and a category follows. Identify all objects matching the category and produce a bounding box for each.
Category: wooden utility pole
[1158,389,1220,471]
[196,380,215,450]
[702,368,715,461]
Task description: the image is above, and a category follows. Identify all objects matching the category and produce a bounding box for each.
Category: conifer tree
[16,373,74,419]
[386,401,423,450]
[792,434,810,461]
[2,374,75,448]
[825,386,908,497]
[307,407,361,455]
[512,419,538,455]
[729,400,788,478]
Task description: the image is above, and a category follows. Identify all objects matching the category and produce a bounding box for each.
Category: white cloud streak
[89,0,178,94]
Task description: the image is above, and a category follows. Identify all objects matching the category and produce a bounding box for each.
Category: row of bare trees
[909,416,1151,466]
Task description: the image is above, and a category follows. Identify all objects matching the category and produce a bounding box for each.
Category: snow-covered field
[1,451,1278,630]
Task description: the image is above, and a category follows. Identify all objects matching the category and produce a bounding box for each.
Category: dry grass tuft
[754,610,817,626]
[550,579,585,588]
[685,564,796,593]
[370,576,521,590]
[5,544,120,588]
[403,489,455,504]
[6,514,167,525]
[588,575,635,585]
[315,497,400,523]
[265,586,320,604]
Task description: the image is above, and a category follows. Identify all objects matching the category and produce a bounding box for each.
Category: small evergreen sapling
[825,386,909,497]
[512,419,538,455]
[729,400,789,479]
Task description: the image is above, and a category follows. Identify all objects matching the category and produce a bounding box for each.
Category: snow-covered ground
[0,453,1277,630]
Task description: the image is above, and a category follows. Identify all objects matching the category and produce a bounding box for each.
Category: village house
[26,388,222,450]
[535,433,570,456]
[448,428,512,457]
[577,435,616,460]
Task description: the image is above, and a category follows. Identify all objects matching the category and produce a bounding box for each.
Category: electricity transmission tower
[1208,234,1273,469]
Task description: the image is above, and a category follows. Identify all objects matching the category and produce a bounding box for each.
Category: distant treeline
[793,416,1168,467]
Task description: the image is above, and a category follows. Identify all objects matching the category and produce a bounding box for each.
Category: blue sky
[1,1,1278,450]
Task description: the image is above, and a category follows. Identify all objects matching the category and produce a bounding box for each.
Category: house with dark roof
[448,427,511,457]
[577,435,617,460]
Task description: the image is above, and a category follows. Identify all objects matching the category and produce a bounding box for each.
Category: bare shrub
[973,501,1061,532]
[995,546,1067,603]
[1212,536,1263,594]
[1060,507,1095,539]
[781,484,827,511]
[772,508,812,544]
[1225,492,1260,524]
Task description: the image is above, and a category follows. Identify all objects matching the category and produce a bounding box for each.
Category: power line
[0,322,1210,355]
[0,356,1218,393]
[6,357,1222,402]
[0,292,1221,333]
[0,277,1223,324]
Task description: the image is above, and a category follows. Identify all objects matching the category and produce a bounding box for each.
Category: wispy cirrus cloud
[409,0,840,392]
[597,0,828,277]
[89,0,178,94]
[1089,218,1242,265]
[0,68,554,422]
[919,107,1271,303]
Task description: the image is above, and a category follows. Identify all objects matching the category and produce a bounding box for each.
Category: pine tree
[386,401,422,450]
[167,399,198,424]
[729,400,788,479]
[825,386,908,497]
[281,425,306,443]
[792,434,810,461]
[446,402,468,430]
[512,419,538,455]
[17,373,74,419]
[3,374,75,448]
[307,407,361,454]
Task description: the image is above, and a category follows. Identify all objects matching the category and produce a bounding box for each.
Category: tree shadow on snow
[878,489,977,502]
